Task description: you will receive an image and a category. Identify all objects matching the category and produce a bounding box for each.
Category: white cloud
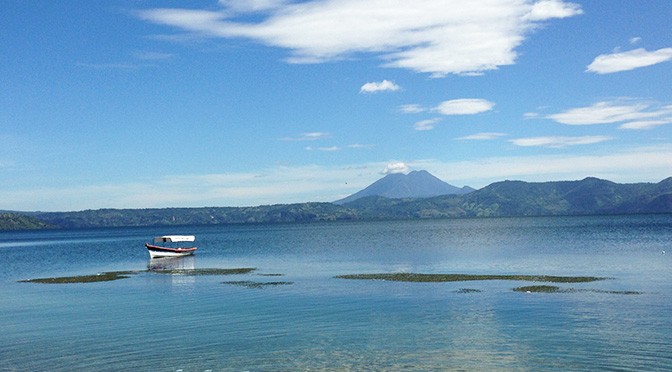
[523,0,583,21]
[457,132,507,140]
[547,100,672,126]
[307,143,375,151]
[510,135,612,148]
[218,0,289,13]
[404,99,495,131]
[619,119,672,130]
[629,36,642,45]
[138,8,227,33]
[280,132,331,141]
[399,104,425,114]
[586,47,672,74]
[138,0,582,76]
[434,99,495,115]
[346,143,375,149]
[414,118,441,131]
[382,162,409,175]
[360,80,400,93]
[306,146,340,152]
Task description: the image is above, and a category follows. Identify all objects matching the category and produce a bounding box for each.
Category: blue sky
[2,0,671,211]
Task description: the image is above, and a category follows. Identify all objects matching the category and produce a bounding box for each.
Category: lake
[1,215,671,371]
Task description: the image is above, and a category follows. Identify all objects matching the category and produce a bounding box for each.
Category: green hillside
[3,177,671,230]
[0,213,53,230]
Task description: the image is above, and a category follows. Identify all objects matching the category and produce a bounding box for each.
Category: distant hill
[335,170,474,204]
[3,177,671,230]
[460,176,672,216]
[343,177,672,218]
[24,203,358,229]
[0,213,53,230]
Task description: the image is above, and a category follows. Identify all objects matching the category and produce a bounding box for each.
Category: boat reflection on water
[148,256,195,272]
[147,256,196,287]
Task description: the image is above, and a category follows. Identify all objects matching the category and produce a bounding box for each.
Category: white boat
[145,235,197,258]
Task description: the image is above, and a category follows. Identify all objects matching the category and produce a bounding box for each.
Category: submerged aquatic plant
[335,273,607,283]
[514,285,642,295]
[222,280,293,289]
[514,285,562,293]
[335,273,641,294]
[18,271,138,284]
[455,288,482,293]
[19,267,257,284]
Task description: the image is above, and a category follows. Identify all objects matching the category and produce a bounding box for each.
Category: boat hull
[145,243,197,258]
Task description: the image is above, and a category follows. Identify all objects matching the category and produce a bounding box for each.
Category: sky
[1,0,671,212]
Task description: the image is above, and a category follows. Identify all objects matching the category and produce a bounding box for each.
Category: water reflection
[148,256,196,271]
[147,256,196,287]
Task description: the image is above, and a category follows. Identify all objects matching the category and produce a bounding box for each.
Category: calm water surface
[1,215,671,371]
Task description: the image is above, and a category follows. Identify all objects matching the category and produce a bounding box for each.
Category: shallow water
[1,215,671,371]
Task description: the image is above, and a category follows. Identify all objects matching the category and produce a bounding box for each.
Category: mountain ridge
[344,176,672,218]
[3,176,671,230]
[334,170,473,204]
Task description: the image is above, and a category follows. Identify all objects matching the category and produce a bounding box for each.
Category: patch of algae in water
[455,288,483,293]
[514,285,642,295]
[222,280,294,289]
[336,273,640,295]
[19,268,257,284]
[335,273,607,283]
[513,285,563,293]
[18,271,139,284]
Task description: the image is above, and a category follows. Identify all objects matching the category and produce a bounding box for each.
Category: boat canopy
[154,235,195,243]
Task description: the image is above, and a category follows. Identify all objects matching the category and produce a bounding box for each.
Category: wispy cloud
[457,132,507,140]
[4,145,671,211]
[421,145,672,187]
[510,135,612,148]
[305,146,340,152]
[399,104,426,114]
[629,36,642,45]
[360,80,400,93]
[406,99,494,130]
[414,118,442,131]
[587,47,672,74]
[434,99,495,115]
[133,51,174,60]
[619,119,672,130]
[547,100,672,128]
[137,0,582,76]
[77,50,175,70]
[306,143,375,151]
[76,62,138,70]
[218,0,290,13]
[346,143,375,149]
[280,132,331,141]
